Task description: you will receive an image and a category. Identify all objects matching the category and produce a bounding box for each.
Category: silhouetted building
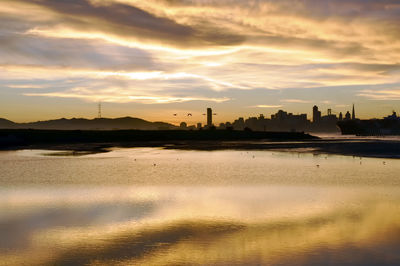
[313,105,321,123]
[197,122,202,129]
[232,117,245,130]
[345,111,351,120]
[309,106,339,131]
[339,112,343,121]
[207,108,212,127]
[260,110,309,132]
[212,104,346,133]
[385,111,398,120]
[320,111,338,125]
[352,104,356,120]
[180,122,187,129]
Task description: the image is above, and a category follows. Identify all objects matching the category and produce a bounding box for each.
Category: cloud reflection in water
[1,185,399,265]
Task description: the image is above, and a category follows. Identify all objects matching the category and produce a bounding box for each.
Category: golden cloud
[1,0,400,121]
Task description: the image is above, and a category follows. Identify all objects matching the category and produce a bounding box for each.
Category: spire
[352,103,355,120]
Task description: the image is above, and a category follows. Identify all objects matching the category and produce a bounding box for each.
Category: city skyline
[1,0,400,123]
[0,103,358,130]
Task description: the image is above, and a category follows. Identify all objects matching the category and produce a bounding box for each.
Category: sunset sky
[1,0,400,124]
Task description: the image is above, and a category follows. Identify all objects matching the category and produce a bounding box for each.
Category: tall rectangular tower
[207,108,212,127]
[312,105,321,123]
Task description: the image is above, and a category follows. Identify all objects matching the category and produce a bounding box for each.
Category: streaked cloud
[335,104,350,108]
[358,89,400,100]
[252,105,283,108]
[1,0,400,121]
[281,99,311,104]
[320,100,332,104]
[24,87,230,104]
[6,84,47,89]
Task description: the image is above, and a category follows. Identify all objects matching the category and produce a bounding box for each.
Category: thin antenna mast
[98,102,102,118]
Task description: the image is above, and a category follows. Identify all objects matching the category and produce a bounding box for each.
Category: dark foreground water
[0,148,399,265]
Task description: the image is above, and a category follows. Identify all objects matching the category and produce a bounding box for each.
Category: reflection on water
[0,149,399,265]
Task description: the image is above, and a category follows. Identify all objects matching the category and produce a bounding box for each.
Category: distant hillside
[0,118,17,128]
[0,117,177,130]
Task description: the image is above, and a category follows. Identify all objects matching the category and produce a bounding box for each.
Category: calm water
[0,148,399,265]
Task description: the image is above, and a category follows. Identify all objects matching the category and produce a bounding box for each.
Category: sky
[1,0,400,124]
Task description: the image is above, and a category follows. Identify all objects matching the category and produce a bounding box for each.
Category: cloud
[24,86,230,104]
[128,95,229,104]
[335,104,350,108]
[1,0,400,121]
[5,0,399,60]
[252,105,283,108]
[6,84,47,89]
[320,100,332,104]
[358,89,400,100]
[281,99,311,103]
[0,34,156,71]
[12,0,245,48]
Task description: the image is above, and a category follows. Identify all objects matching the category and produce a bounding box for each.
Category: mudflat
[1,129,400,159]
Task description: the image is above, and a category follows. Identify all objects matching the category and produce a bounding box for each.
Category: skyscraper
[207,108,212,127]
[352,104,356,120]
[313,105,321,123]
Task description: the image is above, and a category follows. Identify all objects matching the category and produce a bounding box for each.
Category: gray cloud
[0,16,157,71]
[22,0,245,47]
[1,0,400,122]
[158,0,400,16]
[4,0,400,57]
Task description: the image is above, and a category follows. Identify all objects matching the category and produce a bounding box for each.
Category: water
[313,132,400,141]
[0,148,399,265]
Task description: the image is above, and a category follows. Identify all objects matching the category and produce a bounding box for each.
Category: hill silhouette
[0,117,177,130]
[0,118,16,128]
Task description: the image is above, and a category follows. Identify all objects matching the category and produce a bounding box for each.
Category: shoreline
[1,129,399,159]
[2,139,400,159]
